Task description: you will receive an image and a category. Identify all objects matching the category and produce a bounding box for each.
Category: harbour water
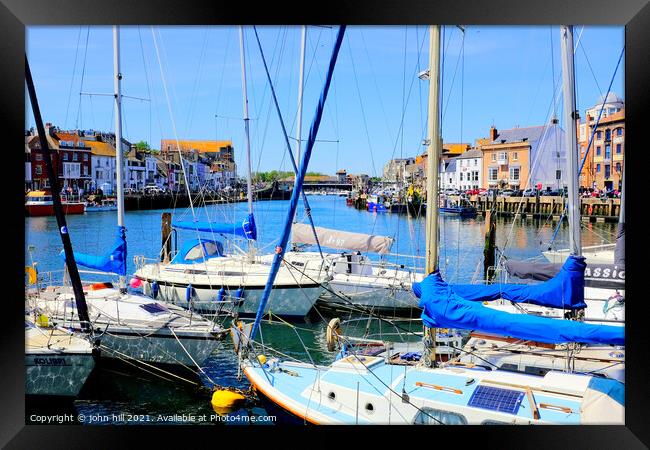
[25,195,617,425]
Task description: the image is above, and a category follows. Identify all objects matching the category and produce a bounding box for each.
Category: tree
[135,141,151,152]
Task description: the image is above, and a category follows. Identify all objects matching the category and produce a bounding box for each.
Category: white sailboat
[133,27,328,319]
[25,315,96,398]
[458,25,624,380]
[284,225,424,314]
[237,25,625,425]
[27,27,227,370]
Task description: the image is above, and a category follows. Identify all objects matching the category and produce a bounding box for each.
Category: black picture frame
[3,0,648,447]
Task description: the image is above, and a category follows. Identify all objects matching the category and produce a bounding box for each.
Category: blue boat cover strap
[449,255,587,309]
[172,213,257,240]
[66,225,127,276]
[413,271,624,345]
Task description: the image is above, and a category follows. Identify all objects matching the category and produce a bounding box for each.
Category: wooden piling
[161,212,172,263]
[483,209,496,283]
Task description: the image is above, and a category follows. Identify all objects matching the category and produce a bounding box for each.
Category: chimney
[489,126,498,141]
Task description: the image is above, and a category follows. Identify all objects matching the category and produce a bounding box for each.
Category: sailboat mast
[113,26,127,290]
[560,25,581,257]
[296,25,306,164]
[239,26,254,219]
[425,25,441,274]
[25,56,91,332]
[113,26,125,229]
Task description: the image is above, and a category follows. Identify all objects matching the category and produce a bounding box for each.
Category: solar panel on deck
[468,385,524,414]
[140,303,168,315]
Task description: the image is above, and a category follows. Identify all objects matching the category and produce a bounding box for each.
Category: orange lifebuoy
[588,205,593,215]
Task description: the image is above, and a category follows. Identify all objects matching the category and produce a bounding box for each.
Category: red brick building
[25,123,92,192]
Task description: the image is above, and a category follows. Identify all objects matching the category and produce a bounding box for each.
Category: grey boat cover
[291,223,394,255]
[614,222,625,266]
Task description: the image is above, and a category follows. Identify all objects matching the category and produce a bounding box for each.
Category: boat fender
[151,281,159,299]
[36,314,49,328]
[25,266,38,285]
[211,389,245,414]
[327,318,341,352]
[186,284,196,302]
[232,288,244,307]
[217,287,226,302]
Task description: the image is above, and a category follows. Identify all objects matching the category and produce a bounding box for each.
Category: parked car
[144,185,165,195]
[499,189,515,197]
[444,188,461,196]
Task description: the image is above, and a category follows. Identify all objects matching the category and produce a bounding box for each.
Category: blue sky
[26,25,624,176]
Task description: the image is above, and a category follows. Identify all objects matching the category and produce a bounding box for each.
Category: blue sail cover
[413,271,624,345]
[66,225,127,276]
[449,255,587,310]
[172,213,257,240]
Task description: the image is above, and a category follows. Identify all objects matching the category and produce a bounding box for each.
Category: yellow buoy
[257,354,267,365]
[211,389,246,414]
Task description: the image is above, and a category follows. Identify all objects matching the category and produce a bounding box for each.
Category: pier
[448,195,621,222]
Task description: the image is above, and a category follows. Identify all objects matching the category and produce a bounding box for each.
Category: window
[72,153,78,161]
[605,129,611,141]
[512,152,518,161]
[596,146,601,156]
[459,173,463,181]
[413,408,467,425]
[509,167,520,181]
[556,170,562,180]
[596,131,602,139]
[615,162,621,173]
[491,154,496,162]
[605,145,611,159]
[62,153,69,161]
[616,128,623,136]
[96,170,101,179]
[499,152,508,161]
[616,144,622,154]
[605,165,611,179]
[83,154,88,161]
[489,168,498,181]
[473,171,479,182]
[35,166,42,175]
[596,164,601,173]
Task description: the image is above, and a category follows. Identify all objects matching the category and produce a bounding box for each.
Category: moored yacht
[25,316,97,398]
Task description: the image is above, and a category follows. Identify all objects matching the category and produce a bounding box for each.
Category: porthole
[365,403,375,414]
[327,391,336,401]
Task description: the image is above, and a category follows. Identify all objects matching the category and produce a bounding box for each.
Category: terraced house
[480,123,567,191]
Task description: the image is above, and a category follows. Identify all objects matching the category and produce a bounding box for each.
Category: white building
[455,149,482,191]
[440,158,458,191]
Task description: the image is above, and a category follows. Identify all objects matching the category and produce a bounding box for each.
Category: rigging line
[75,26,91,129]
[578,40,605,100]
[359,29,396,150]
[214,27,234,142]
[252,26,324,258]
[137,27,156,149]
[441,33,465,123]
[546,45,625,248]
[346,38,377,178]
[184,27,211,137]
[251,27,288,179]
[150,27,197,222]
[64,26,83,130]
[497,28,586,258]
[387,29,428,164]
